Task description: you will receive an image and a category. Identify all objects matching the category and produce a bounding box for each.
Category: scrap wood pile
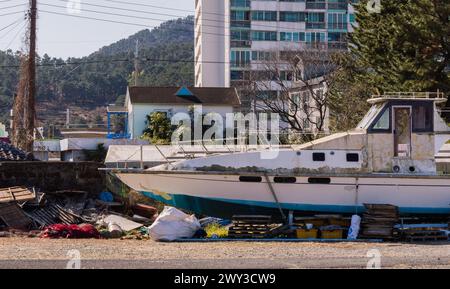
[0,186,159,240]
[359,204,400,240]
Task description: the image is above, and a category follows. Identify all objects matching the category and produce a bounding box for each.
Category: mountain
[0,16,194,126]
[94,16,194,57]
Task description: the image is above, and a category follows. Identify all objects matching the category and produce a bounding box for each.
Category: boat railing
[111,131,333,170]
[371,91,446,100]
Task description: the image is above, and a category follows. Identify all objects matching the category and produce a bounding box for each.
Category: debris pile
[0,141,35,161]
[0,185,158,239]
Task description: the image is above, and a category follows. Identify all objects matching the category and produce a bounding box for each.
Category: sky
[0,0,194,59]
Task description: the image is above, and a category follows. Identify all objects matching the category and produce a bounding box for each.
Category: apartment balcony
[231,40,252,48]
[231,20,251,29]
[306,22,326,29]
[306,1,326,9]
[230,0,251,10]
[327,1,349,10]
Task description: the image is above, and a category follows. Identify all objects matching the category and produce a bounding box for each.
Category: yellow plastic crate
[320,230,344,239]
[296,229,318,239]
[329,219,351,227]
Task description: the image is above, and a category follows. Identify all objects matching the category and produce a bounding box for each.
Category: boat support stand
[264,173,287,222]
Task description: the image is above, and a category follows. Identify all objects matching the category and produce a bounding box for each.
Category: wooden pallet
[402,230,448,242]
[0,187,35,204]
[229,215,273,239]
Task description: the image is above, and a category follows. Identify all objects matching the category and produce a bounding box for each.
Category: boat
[111,92,450,219]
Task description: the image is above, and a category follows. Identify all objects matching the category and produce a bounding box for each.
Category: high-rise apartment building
[195,0,356,93]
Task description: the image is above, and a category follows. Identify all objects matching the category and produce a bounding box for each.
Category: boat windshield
[357,104,385,129]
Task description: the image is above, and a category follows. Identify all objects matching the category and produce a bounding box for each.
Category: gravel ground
[0,237,449,269]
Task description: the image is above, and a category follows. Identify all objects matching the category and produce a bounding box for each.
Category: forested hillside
[0,16,194,125]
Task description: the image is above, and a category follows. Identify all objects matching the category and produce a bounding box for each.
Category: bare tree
[241,48,340,141]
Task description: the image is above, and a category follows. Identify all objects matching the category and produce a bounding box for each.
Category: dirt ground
[0,237,449,269]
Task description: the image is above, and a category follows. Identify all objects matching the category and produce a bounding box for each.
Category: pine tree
[350,0,450,94]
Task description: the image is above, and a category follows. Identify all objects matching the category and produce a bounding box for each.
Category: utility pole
[25,0,37,151]
[12,0,37,152]
[134,39,139,86]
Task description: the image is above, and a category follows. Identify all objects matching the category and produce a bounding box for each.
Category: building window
[251,11,277,21]
[231,50,251,67]
[328,13,347,30]
[349,14,356,23]
[305,32,325,43]
[305,12,325,29]
[231,0,251,8]
[280,32,305,42]
[280,12,306,22]
[251,31,277,41]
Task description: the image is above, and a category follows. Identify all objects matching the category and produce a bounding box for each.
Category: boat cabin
[298,92,450,174]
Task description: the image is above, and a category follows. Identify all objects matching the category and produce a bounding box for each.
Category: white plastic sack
[148,206,201,241]
[347,215,361,240]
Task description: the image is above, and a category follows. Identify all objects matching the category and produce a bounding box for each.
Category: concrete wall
[0,162,105,194]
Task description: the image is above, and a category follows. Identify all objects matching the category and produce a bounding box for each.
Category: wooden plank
[0,187,35,203]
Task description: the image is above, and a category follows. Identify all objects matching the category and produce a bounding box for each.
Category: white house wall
[130,104,236,139]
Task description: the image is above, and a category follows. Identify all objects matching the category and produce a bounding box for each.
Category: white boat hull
[115,171,450,218]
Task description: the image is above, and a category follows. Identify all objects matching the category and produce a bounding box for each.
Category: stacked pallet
[228,215,274,239]
[360,204,399,239]
[402,230,448,242]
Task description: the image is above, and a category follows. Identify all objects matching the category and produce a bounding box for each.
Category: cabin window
[313,153,325,161]
[239,176,262,183]
[346,153,359,162]
[412,103,433,132]
[372,107,390,130]
[274,177,297,183]
[308,178,331,184]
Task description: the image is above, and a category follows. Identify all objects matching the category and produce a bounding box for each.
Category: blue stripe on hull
[140,191,450,219]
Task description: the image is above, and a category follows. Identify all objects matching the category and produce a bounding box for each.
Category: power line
[105,0,223,17]
[0,56,279,68]
[40,2,196,28]
[0,3,26,10]
[56,0,328,34]
[0,0,26,3]
[39,9,233,38]
[4,20,26,50]
[0,16,22,33]
[51,0,229,31]
[0,10,25,17]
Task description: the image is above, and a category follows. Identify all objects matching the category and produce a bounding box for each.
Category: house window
[313,152,325,161]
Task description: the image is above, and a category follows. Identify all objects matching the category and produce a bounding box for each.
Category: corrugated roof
[128,86,241,106]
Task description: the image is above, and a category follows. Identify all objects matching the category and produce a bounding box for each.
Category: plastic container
[296,229,318,239]
[321,229,344,239]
